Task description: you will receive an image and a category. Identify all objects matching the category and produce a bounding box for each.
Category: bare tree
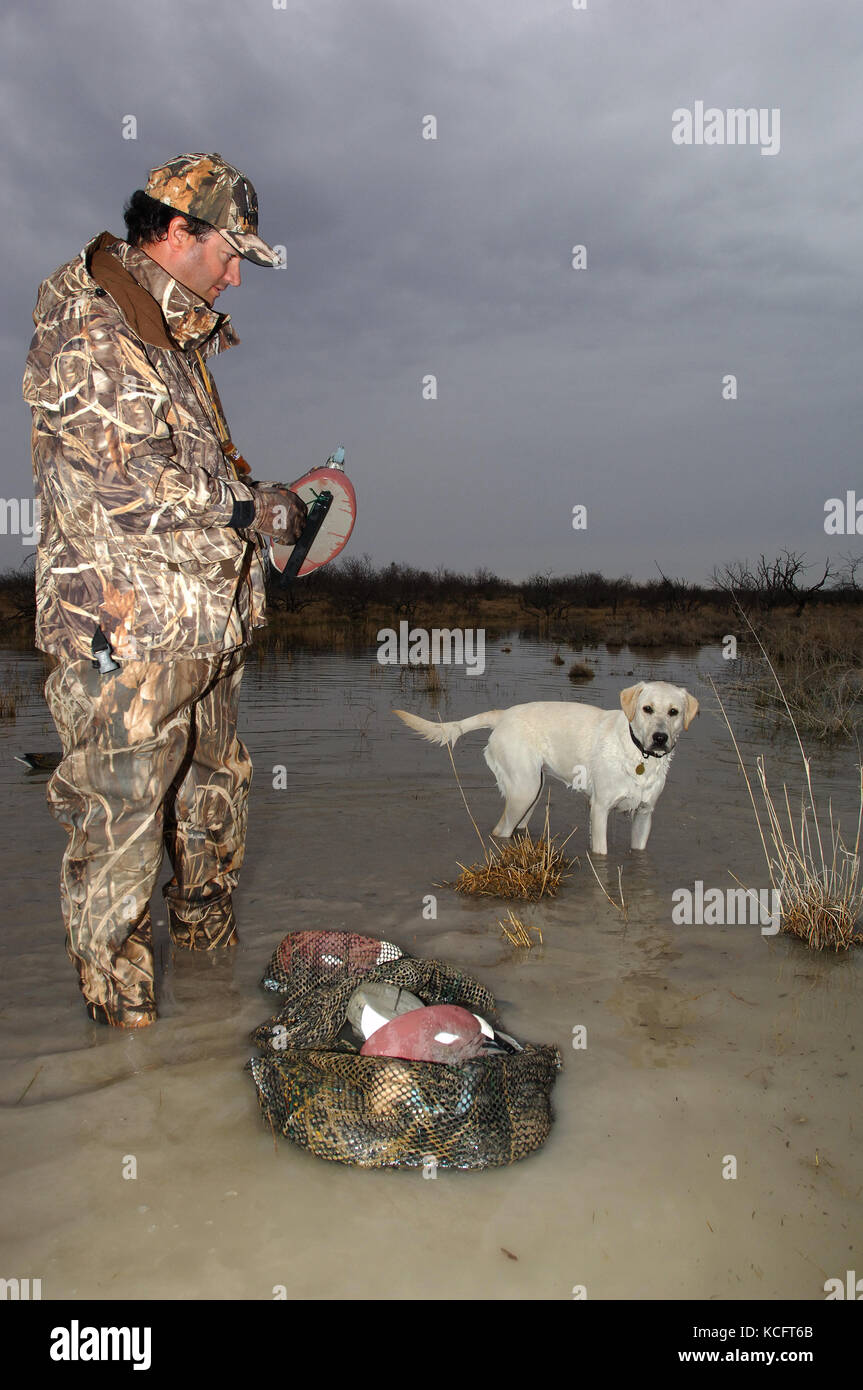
[712,549,832,614]
[326,552,379,621]
[379,561,430,626]
[836,552,863,592]
[520,571,573,620]
[643,563,702,614]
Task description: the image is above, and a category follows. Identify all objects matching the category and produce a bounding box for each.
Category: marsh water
[0,635,860,1300]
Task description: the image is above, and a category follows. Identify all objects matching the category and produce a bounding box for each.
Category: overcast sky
[3,0,861,584]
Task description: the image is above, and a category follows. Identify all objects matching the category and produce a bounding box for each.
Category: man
[23,152,306,1028]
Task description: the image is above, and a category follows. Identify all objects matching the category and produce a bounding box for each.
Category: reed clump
[444,817,574,902]
[710,606,862,952]
[567,661,594,682]
[746,756,861,951]
[427,712,576,901]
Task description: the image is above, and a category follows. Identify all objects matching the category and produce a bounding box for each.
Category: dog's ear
[620,684,643,722]
[682,691,699,730]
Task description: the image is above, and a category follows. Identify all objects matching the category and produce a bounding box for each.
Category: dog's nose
[652,731,668,747]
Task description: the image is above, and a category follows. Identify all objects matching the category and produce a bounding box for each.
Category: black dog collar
[629,726,666,760]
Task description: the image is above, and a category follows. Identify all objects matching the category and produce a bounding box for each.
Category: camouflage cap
[144,152,280,267]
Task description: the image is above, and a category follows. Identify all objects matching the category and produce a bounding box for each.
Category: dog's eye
[643,705,653,714]
[669,707,679,716]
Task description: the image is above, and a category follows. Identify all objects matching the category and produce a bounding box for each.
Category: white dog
[394,681,698,854]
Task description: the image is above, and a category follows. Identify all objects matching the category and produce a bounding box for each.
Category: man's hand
[249,484,307,542]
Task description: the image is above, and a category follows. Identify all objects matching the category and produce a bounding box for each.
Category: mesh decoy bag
[246,932,562,1170]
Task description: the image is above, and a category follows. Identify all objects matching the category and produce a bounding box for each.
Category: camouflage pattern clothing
[23,231,268,664]
[24,228,270,1025]
[44,650,250,1027]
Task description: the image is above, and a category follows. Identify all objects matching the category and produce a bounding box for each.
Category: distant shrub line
[1,547,861,631]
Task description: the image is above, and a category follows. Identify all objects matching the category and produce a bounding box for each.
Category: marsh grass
[497,908,543,948]
[443,815,575,901]
[432,721,575,901]
[725,610,862,739]
[585,853,628,921]
[567,661,595,682]
[710,605,863,952]
[744,652,861,740]
[0,676,26,721]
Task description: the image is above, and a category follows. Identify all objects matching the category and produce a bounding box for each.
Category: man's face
[172,227,242,305]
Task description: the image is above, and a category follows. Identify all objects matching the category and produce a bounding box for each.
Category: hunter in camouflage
[23,153,306,1027]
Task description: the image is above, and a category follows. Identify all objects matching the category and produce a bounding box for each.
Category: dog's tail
[392,707,504,749]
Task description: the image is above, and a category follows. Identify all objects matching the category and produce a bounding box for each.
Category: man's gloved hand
[249,484,308,542]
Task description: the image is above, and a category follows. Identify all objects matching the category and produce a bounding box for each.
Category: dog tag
[635,762,645,775]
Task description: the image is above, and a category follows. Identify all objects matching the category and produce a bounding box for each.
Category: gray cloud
[4,0,861,582]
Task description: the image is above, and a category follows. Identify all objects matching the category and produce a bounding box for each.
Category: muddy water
[0,637,860,1301]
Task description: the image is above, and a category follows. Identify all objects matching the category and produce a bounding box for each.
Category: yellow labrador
[394,681,698,854]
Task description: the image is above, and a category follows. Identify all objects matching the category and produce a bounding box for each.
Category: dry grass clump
[710,605,862,951]
[777,855,860,951]
[443,816,574,902]
[746,756,861,951]
[497,908,543,948]
[411,711,577,904]
[429,716,575,902]
[567,661,594,682]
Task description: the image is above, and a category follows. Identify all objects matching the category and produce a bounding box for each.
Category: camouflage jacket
[23,232,268,663]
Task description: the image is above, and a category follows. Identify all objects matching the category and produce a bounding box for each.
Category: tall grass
[728,610,862,739]
[709,606,862,951]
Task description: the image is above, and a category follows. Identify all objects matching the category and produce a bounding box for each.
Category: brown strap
[192,351,251,476]
[190,351,268,609]
[192,350,229,445]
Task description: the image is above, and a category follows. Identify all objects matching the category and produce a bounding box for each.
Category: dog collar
[629,726,666,762]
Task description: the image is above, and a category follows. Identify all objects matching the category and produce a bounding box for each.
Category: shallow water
[0,636,860,1300]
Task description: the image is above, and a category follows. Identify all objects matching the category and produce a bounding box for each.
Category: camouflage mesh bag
[260,929,403,996]
[246,933,562,1170]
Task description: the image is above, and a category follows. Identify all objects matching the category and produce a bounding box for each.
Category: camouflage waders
[44,649,250,1027]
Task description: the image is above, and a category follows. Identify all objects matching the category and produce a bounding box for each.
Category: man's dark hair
[123,190,214,247]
